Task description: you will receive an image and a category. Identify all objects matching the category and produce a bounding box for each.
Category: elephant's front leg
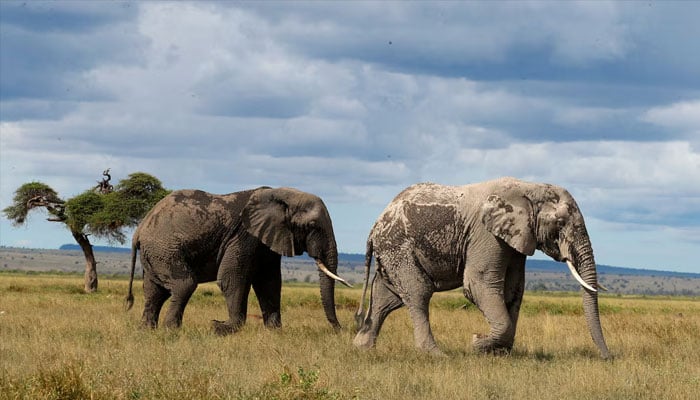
[252,249,282,329]
[465,269,515,353]
[214,277,251,336]
[213,251,253,336]
[471,294,515,353]
[504,254,526,334]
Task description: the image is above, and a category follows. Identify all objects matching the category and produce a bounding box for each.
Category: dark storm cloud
[0,1,143,106]
[0,1,137,33]
[235,2,699,82]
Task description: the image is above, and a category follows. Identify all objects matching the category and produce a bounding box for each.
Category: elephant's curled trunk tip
[125,293,134,311]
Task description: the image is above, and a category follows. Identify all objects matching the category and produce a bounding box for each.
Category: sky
[1,1,698,273]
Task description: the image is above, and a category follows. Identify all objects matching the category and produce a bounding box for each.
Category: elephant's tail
[354,238,373,330]
[125,237,139,311]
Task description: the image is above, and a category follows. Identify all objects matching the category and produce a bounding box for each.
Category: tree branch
[27,195,67,222]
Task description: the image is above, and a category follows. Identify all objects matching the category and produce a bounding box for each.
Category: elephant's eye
[556,217,566,228]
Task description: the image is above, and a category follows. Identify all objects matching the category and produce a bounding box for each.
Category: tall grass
[1,272,698,399]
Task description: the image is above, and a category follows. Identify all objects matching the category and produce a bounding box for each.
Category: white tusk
[566,260,597,292]
[316,260,352,288]
[597,282,609,292]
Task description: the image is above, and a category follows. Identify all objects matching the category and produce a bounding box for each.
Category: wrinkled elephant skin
[354,177,610,359]
[125,187,344,333]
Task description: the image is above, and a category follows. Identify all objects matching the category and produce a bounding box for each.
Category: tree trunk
[72,230,98,293]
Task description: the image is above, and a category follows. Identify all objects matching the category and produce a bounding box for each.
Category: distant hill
[59,244,131,253]
[59,244,699,279]
[60,244,368,261]
[525,259,700,279]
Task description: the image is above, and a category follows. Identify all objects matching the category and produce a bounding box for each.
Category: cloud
[229,1,700,88]
[1,1,699,272]
[641,100,700,134]
[235,2,633,67]
[0,1,137,33]
[455,141,700,231]
[0,2,143,107]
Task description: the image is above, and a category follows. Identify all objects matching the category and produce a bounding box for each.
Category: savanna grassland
[1,273,698,400]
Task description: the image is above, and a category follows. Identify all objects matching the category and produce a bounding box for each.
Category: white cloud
[454,140,700,231]
[553,106,626,126]
[237,1,633,67]
[456,140,700,190]
[534,1,630,65]
[2,1,699,272]
[641,100,700,133]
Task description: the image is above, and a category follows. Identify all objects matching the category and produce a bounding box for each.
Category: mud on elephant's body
[126,187,349,334]
[353,177,610,359]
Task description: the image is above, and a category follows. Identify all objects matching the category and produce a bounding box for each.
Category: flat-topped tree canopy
[3,170,169,292]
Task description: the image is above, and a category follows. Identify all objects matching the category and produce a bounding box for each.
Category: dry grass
[1,272,698,400]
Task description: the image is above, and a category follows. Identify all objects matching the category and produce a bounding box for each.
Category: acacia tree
[3,171,169,292]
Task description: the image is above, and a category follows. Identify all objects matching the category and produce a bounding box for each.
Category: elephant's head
[481,178,610,359]
[241,187,349,330]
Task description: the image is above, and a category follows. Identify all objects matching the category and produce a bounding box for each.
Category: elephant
[125,187,350,335]
[353,177,610,359]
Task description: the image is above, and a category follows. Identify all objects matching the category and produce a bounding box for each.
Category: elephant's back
[391,183,461,205]
[371,183,462,239]
[140,189,212,228]
[138,189,253,238]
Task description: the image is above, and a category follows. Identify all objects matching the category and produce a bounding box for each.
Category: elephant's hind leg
[353,272,403,350]
[406,295,442,355]
[383,253,442,354]
[397,270,442,354]
[142,277,170,329]
[162,270,197,329]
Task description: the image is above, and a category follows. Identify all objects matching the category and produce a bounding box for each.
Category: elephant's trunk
[571,232,611,359]
[318,244,341,331]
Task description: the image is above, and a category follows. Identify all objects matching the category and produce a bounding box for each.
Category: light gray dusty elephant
[125,187,350,334]
[353,177,610,359]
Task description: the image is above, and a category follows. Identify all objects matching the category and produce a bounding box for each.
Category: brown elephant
[125,187,349,334]
[353,177,610,359]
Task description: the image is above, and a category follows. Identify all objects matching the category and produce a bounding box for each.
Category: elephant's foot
[262,313,282,330]
[416,337,444,356]
[139,322,157,330]
[472,333,513,355]
[264,321,282,330]
[212,320,240,336]
[163,318,183,330]
[352,331,376,350]
[425,346,447,357]
[140,318,158,330]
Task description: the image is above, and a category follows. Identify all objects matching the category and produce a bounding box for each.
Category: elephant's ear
[241,189,295,257]
[481,194,537,256]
